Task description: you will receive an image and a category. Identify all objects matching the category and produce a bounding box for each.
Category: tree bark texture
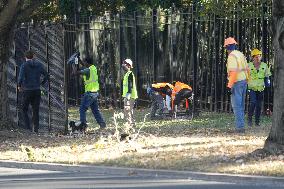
[0,0,18,127]
[264,0,284,151]
[0,30,11,127]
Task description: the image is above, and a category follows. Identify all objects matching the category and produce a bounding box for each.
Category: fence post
[45,25,51,132]
[74,0,80,106]
[170,7,174,82]
[118,13,122,108]
[134,11,139,106]
[103,15,107,108]
[14,36,19,128]
[63,25,69,134]
[191,1,197,113]
[152,9,157,83]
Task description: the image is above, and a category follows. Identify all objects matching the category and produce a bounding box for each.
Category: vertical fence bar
[134,11,139,106]
[191,2,197,112]
[170,8,174,82]
[45,25,51,132]
[152,9,156,82]
[118,13,122,108]
[213,13,218,112]
[220,18,225,112]
[63,25,69,134]
[14,37,20,127]
[103,16,107,108]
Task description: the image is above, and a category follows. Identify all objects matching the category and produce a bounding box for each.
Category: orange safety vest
[172,81,192,95]
[151,83,174,90]
[151,82,174,97]
[171,81,192,109]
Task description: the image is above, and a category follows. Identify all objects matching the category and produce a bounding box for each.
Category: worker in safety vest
[171,81,193,113]
[74,57,106,130]
[224,37,249,133]
[247,49,271,127]
[122,59,138,132]
[147,82,173,119]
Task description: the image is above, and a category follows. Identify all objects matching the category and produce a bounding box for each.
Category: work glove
[264,77,271,87]
[41,90,46,96]
[125,93,131,100]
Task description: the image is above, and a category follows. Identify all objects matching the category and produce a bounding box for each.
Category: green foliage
[29,0,272,22]
[31,1,60,22]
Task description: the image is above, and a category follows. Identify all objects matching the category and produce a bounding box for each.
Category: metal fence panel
[7,24,67,132]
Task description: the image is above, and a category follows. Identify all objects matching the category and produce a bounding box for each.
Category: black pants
[248,90,263,125]
[150,92,164,119]
[22,90,41,132]
[174,89,192,105]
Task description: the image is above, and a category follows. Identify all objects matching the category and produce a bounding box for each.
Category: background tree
[264,0,284,152]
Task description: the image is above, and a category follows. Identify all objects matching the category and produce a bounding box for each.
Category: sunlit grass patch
[1,107,280,176]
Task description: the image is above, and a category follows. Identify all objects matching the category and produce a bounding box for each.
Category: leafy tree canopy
[29,0,272,23]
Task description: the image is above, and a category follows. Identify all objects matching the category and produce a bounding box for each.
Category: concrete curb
[0,160,283,186]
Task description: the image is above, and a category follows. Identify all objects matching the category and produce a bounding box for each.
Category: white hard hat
[124,58,133,68]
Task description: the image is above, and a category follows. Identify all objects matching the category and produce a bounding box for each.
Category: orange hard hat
[224,37,238,47]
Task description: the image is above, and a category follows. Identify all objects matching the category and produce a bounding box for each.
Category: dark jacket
[18,59,48,90]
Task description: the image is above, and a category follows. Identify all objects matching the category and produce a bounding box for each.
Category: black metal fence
[65,2,273,112]
[7,2,274,132]
[8,24,67,132]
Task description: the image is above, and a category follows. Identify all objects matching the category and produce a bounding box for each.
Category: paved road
[0,161,283,189]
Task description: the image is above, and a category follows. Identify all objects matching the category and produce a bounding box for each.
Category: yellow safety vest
[122,71,138,99]
[227,50,249,81]
[248,62,271,91]
[83,65,99,92]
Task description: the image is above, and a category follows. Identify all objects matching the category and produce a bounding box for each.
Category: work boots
[247,117,253,127]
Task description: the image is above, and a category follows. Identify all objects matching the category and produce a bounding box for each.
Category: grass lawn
[0,107,283,176]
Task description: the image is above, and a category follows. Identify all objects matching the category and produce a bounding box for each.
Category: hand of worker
[264,77,271,87]
[17,86,22,92]
[125,93,131,100]
[227,82,233,89]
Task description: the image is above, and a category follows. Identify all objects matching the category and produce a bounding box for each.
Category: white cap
[124,58,133,68]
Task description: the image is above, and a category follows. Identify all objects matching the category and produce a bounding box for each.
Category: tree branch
[0,0,20,32]
[16,0,51,23]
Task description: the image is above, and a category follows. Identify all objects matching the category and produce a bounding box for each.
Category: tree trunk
[264,0,284,152]
[0,1,21,128]
[0,29,13,128]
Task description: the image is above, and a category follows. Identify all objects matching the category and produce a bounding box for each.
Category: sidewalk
[0,160,283,187]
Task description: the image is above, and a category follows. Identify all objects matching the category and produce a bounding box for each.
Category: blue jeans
[79,92,106,128]
[248,90,263,125]
[231,80,247,130]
